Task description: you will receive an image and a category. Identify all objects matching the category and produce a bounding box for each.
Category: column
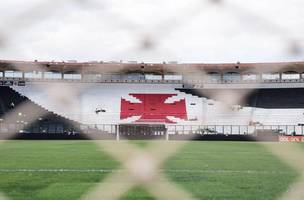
[116,125,120,141]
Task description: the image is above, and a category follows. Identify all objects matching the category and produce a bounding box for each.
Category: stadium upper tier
[1,60,304,88]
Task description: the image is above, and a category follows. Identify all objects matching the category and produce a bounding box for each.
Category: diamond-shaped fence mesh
[0,0,304,199]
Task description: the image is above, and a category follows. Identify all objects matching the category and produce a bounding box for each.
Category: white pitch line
[164,169,293,174]
[0,169,294,174]
[0,169,119,173]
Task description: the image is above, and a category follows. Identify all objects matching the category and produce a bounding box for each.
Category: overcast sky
[0,0,303,63]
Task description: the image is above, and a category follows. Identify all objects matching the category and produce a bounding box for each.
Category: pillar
[116,125,120,141]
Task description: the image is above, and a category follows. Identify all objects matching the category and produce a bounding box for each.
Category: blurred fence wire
[0,0,303,60]
[0,0,304,199]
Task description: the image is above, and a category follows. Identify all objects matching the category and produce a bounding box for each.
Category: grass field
[0,140,301,200]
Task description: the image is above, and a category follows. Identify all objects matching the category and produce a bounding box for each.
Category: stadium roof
[0,59,304,74]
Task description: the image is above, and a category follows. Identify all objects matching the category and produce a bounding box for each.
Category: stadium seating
[7,83,304,127]
[177,88,304,108]
[0,86,80,136]
[177,88,304,125]
[11,83,204,125]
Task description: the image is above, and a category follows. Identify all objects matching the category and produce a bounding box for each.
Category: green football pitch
[0,140,301,200]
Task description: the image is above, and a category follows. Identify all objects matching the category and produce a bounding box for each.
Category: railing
[2,76,304,87]
[1,122,303,136]
[0,75,304,87]
[0,122,80,134]
[80,124,117,134]
[0,77,183,85]
[167,125,304,136]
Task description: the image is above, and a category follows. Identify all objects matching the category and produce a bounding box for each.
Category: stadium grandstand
[1,59,304,141]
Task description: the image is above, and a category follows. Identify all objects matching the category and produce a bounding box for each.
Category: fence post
[116,125,120,141]
[166,128,169,141]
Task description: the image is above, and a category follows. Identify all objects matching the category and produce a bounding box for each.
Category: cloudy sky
[0,0,303,63]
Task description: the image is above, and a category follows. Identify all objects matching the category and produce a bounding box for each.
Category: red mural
[120,94,187,123]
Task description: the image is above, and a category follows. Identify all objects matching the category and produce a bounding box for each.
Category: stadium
[1,60,304,141]
[1,0,304,200]
[0,59,304,200]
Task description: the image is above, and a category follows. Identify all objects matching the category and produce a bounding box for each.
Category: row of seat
[0,86,80,134]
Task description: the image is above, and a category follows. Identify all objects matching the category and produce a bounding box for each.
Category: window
[282,71,300,80]
[24,71,42,79]
[4,71,23,78]
[83,74,102,81]
[242,73,257,81]
[63,73,82,80]
[164,75,182,80]
[223,72,241,82]
[44,72,62,79]
[145,74,162,80]
[124,73,144,80]
[207,72,221,82]
[262,73,280,80]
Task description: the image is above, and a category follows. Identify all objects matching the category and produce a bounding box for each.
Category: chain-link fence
[0,0,304,199]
